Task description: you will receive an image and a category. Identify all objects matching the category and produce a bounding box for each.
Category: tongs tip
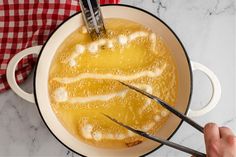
[101,113,141,135]
[117,80,155,100]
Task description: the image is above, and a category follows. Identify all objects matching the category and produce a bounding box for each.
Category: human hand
[204,123,236,157]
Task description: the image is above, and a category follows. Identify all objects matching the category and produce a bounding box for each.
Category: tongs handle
[79,0,106,40]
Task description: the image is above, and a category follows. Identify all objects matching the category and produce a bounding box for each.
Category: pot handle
[6,46,42,103]
[187,61,221,117]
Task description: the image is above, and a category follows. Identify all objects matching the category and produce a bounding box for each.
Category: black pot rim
[33,4,193,157]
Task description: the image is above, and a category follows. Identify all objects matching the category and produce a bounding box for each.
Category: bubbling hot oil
[48,18,178,148]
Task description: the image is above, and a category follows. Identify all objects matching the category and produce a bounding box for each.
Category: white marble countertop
[0,0,235,156]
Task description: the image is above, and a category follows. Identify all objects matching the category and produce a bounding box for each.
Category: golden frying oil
[48,18,178,148]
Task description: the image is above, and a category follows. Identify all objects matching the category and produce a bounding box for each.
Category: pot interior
[35,5,192,157]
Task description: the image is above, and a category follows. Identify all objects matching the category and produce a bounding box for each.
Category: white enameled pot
[6,4,221,157]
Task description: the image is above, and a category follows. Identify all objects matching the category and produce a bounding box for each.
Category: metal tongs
[103,81,206,157]
[79,0,106,40]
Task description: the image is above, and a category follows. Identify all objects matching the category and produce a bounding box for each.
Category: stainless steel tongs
[79,0,106,40]
[103,81,206,157]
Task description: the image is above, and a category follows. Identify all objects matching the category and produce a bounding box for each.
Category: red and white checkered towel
[0,0,119,93]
